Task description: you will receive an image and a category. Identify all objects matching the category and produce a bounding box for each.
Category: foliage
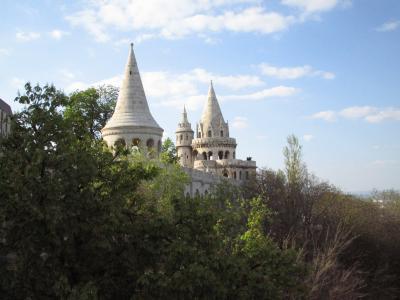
[0,84,307,299]
[160,137,178,164]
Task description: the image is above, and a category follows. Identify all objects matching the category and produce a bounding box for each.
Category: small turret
[176,105,194,167]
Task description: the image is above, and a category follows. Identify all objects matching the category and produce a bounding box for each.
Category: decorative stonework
[175,82,257,189]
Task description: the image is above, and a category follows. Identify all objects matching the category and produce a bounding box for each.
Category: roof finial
[210,79,213,87]
[130,42,134,49]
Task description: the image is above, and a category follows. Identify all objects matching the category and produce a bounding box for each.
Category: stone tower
[101,43,163,155]
[192,81,237,165]
[176,106,194,167]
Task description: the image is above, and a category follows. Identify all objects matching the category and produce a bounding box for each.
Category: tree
[0,84,307,299]
[65,85,118,139]
[160,137,178,164]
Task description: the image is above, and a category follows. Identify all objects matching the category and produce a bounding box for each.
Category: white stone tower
[176,106,194,167]
[192,81,237,163]
[102,43,163,155]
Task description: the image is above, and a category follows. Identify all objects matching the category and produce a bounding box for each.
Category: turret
[176,105,194,167]
[101,43,163,156]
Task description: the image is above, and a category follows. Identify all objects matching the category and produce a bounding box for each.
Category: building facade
[0,98,12,138]
[175,82,257,185]
[102,44,257,196]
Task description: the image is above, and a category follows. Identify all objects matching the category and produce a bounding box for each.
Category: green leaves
[0,84,307,299]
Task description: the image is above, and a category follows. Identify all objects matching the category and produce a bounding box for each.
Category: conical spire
[181,105,189,124]
[103,43,161,130]
[200,81,225,127]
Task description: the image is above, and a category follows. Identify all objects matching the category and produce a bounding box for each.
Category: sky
[0,0,399,192]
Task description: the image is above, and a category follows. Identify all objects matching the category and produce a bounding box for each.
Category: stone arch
[114,138,126,148]
[146,139,155,157]
[146,138,154,149]
[223,170,228,177]
[207,130,212,137]
[218,151,224,160]
[208,151,213,160]
[132,138,141,147]
[195,189,200,197]
[193,150,198,160]
[202,152,207,160]
[224,151,230,159]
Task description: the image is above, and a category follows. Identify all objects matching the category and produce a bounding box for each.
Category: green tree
[160,137,178,164]
[0,85,308,299]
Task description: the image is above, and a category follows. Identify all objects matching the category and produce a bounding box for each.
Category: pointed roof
[200,81,225,128]
[103,43,162,130]
[181,105,189,124]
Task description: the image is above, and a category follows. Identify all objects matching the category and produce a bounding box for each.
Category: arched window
[198,132,201,138]
[146,139,155,157]
[195,189,200,197]
[208,151,213,160]
[185,134,188,140]
[132,138,141,147]
[224,151,230,159]
[202,152,207,160]
[180,134,183,141]
[246,171,249,180]
[114,139,126,148]
[207,130,211,137]
[146,138,154,149]
[204,190,208,196]
[193,150,198,160]
[223,171,228,177]
[233,171,237,180]
[220,130,223,137]
[218,151,223,160]
[233,151,236,159]
[239,171,242,180]
[186,192,190,198]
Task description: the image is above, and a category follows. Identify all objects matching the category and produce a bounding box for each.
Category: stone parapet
[192,137,236,148]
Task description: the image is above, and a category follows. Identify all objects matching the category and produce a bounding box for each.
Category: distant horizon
[1,0,399,191]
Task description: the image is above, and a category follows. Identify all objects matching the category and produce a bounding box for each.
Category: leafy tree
[160,137,178,164]
[65,85,118,139]
[0,85,307,299]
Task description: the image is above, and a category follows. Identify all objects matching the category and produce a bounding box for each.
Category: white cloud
[10,77,26,89]
[65,1,296,42]
[365,108,400,123]
[259,63,335,80]
[224,86,299,101]
[232,116,249,129]
[0,48,11,56]
[281,0,347,14]
[49,29,70,40]
[310,110,336,122]
[312,106,400,123]
[16,30,40,42]
[303,134,314,141]
[59,69,76,81]
[371,160,399,166]
[65,67,269,110]
[376,20,400,32]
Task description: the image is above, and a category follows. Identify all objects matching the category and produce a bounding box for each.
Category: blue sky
[0,0,399,192]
